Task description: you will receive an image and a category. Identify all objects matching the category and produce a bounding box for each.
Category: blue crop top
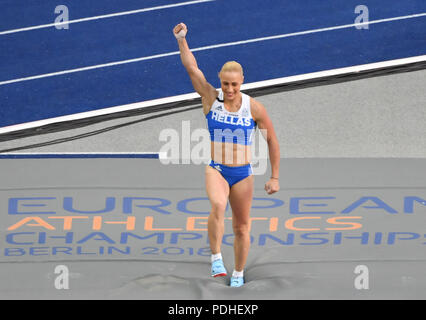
[205,90,257,145]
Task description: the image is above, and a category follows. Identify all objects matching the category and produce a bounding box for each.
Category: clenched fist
[173,23,187,40]
[265,178,280,195]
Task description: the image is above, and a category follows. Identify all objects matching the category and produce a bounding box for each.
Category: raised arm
[173,23,217,105]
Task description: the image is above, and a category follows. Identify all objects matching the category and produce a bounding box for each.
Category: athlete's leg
[205,165,230,254]
[229,175,254,272]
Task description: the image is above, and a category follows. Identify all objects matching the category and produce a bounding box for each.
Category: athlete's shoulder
[202,90,219,115]
[249,96,266,121]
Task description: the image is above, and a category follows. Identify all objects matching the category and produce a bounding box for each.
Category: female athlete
[173,23,280,287]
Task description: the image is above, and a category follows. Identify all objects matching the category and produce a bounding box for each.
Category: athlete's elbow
[186,66,200,78]
[264,129,276,143]
[267,135,279,149]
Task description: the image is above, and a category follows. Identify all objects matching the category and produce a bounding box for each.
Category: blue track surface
[0,0,425,128]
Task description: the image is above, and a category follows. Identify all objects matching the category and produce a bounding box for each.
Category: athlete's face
[219,71,244,101]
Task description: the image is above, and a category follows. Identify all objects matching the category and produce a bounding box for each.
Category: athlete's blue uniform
[206,90,257,187]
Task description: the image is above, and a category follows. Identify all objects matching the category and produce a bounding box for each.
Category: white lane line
[0,152,166,159]
[0,0,215,35]
[0,51,181,85]
[192,12,426,51]
[0,12,425,86]
[0,54,424,135]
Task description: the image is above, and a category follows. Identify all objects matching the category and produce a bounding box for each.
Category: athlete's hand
[173,23,187,40]
[265,178,280,195]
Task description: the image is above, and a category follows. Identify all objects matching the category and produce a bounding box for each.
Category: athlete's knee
[233,222,250,237]
[210,199,227,215]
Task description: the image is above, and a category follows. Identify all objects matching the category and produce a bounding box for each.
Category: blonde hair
[218,61,244,78]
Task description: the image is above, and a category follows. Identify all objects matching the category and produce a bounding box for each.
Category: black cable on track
[0,60,425,150]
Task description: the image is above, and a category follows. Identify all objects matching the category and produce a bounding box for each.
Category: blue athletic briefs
[209,159,253,187]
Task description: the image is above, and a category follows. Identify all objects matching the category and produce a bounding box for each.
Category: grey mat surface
[1,158,425,299]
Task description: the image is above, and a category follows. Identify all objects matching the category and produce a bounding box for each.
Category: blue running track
[0,0,425,128]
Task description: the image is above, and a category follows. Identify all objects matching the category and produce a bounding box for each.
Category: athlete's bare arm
[250,97,280,194]
[173,23,217,113]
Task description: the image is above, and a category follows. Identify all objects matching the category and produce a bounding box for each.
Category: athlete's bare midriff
[210,141,251,166]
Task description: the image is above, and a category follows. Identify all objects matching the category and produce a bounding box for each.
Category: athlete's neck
[223,93,242,110]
